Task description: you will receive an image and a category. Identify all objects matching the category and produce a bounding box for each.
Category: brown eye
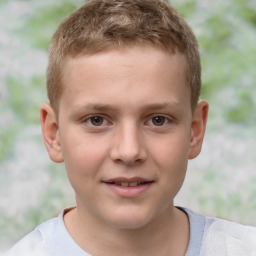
[151,116,167,126]
[90,116,104,126]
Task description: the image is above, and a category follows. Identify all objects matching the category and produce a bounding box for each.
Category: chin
[104,207,156,230]
[110,218,150,230]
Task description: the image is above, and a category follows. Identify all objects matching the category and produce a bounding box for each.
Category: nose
[110,122,147,165]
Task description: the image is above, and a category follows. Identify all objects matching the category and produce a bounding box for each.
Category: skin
[41,46,208,256]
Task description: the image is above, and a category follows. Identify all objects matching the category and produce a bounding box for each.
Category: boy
[7,0,256,255]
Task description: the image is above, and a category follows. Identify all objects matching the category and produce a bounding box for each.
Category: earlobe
[188,100,209,159]
[40,103,64,163]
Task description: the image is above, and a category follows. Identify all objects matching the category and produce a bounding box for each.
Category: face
[41,46,208,230]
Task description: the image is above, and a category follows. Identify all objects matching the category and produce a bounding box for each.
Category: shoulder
[181,207,256,255]
[5,217,58,256]
[201,216,256,255]
[5,229,50,256]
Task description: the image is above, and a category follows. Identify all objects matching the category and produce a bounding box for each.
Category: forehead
[60,46,190,113]
[62,46,188,86]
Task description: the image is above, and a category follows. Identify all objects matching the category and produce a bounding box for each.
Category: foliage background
[0,0,255,251]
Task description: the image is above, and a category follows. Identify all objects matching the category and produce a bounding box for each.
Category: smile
[103,177,154,198]
[110,181,149,187]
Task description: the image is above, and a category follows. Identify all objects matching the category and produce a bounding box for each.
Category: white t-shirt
[5,207,256,256]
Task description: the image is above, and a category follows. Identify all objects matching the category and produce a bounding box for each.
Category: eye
[86,116,107,126]
[149,116,169,126]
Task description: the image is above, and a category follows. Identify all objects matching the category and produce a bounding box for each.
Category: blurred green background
[0,0,255,251]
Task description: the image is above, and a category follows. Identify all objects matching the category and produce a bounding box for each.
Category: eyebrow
[71,102,182,113]
[71,103,115,112]
[140,102,182,111]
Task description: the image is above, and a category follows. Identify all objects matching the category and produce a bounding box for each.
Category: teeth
[117,182,144,187]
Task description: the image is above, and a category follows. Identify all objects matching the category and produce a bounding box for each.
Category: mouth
[105,181,152,187]
[102,177,154,197]
[103,177,154,186]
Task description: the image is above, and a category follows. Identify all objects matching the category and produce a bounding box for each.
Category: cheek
[149,132,191,170]
[60,136,108,183]
[148,132,190,197]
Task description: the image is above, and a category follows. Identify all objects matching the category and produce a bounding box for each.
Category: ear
[40,103,64,163]
[188,100,209,159]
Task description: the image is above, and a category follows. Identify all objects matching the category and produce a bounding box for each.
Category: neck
[64,204,189,256]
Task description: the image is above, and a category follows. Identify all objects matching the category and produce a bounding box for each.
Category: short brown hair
[47,0,201,112]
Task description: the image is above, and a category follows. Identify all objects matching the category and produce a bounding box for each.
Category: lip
[103,176,153,183]
[102,177,154,198]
